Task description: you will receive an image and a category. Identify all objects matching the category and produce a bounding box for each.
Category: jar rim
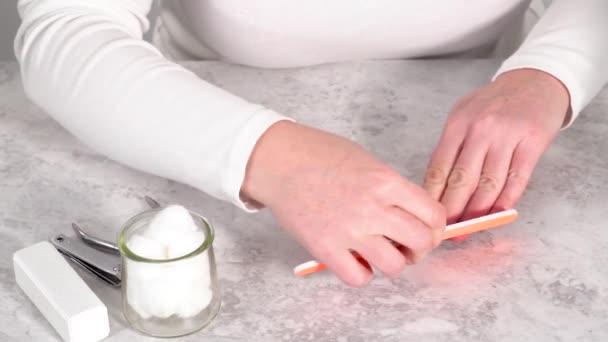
[118,207,215,263]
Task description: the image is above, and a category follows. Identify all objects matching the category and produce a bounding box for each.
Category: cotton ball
[127,260,167,285]
[178,286,213,318]
[145,205,198,244]
[125,259,169,318]
[164,255,211,317]
[125,263,151,319]
[161,272,196,317]
[127,292,151,319]
[124,238,169,318]
[139,276,176,319]
[178,252,212,287]
[161,247,206,308]
[127,234,167,259]
[167,231,206,259]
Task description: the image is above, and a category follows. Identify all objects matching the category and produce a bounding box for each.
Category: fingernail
[450,235,469,243]
[434,231,444,248]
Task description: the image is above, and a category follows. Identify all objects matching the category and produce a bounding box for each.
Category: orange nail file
[293,209,518,277]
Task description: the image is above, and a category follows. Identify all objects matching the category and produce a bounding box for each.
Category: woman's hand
[424,69,570,238]
[242,121,446,286]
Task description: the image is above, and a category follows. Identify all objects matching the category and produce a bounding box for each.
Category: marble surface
[1,59,607,342]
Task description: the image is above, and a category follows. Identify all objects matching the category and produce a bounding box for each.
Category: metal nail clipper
[49,196,162,287]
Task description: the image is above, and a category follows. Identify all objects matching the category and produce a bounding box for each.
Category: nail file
[294,209,518,277]
[13,241,110,342]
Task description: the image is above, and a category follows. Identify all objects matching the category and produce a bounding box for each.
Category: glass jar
[118,208,221,337]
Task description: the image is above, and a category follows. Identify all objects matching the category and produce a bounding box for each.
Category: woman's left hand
[423,68,570,238]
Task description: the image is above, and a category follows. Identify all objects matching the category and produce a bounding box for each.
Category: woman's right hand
[242,122,446,286]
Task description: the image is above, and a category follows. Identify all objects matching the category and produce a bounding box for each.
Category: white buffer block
[13,241,110,342]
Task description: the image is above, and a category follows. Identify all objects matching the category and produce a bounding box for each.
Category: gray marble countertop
[1,59,607,342]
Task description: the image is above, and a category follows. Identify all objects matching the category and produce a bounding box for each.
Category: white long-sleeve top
[15,0,608,210]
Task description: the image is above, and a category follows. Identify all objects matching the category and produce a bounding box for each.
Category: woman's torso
[154,0,539,67]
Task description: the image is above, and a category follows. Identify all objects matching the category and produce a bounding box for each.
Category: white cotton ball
[178,286,213,318]
[167,231,206,259]
[144,205,198,244]
[125,269,151,319]
[164,279,193,315]
[139,277,176,319]
[163,255,212,318]
[127,234,167,259]
[125,258,171,318]
[128,294,151,319]
[166,248,211,301]
[128,261,167,286]
[183,252,212,287]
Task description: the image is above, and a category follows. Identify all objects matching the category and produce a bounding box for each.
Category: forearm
[16,0,289,209]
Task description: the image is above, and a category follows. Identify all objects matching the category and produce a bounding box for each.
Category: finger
[377,198,444,249]
[449,234,470,242]
[492,141,542,212]
[460,142,517,221]
[440,137,489,224]
[354,236,407,278]
[378,207,436,263]
[387,179,446,238]
[424,128,465,200]
[308,242,373,287]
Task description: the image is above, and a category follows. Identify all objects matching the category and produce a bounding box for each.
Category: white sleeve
[15,0,290,210]
[494,0,608,127]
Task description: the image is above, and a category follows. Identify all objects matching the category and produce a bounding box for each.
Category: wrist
[240,120,301,207]
[495,68,571,125]
[240,121,359,208]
